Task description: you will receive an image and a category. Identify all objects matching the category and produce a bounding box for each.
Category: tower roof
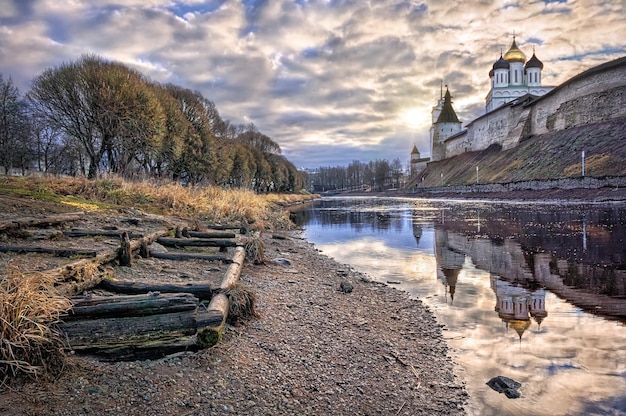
[493,54,510,70]
[503,37,526,63]
[411,144,420,155]
[435,88,460,124]
[525,51,544,69]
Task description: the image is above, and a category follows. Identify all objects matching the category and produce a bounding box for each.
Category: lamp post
[582,150,585,177]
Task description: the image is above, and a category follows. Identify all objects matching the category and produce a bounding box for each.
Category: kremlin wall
[410,38,626,189]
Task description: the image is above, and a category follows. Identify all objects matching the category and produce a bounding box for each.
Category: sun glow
[398,107,430,130]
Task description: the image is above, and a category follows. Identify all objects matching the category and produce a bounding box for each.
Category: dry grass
[244,234,267,265]
[224,283,259,325]
[0,175,314,231]
[0,262,72,386]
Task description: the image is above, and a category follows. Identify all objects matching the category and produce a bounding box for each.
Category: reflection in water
[298,198,626,416]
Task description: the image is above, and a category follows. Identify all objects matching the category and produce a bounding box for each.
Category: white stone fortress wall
[443,57,626,159]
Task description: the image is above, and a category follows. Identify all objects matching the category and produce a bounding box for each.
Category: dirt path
[1,230,467,415]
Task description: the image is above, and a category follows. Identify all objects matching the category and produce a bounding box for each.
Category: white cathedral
[411,36,554,174]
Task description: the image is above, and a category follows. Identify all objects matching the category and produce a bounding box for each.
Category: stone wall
[443,57,626,159]
[410,175,626,194]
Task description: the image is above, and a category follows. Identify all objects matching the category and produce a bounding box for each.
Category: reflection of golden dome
[509,319,531,339]
[503,37,526,63]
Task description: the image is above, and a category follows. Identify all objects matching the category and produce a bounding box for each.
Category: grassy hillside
[413,120,626,187]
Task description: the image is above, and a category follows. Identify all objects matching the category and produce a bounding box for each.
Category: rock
[148,242,168,253]
[486,376,521,399]
[272,258,292,266]
[340,281,353,293]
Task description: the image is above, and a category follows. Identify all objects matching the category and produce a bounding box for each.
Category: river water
[292,197,626,416]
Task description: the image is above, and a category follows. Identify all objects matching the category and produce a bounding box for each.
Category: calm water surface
[293,197,626,416]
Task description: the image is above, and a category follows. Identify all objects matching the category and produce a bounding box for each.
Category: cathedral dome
[525,52,544,69]
[503,38,526,63]
[493,55,510,70]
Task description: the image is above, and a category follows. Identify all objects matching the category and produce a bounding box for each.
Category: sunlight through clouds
[0,0,624,167]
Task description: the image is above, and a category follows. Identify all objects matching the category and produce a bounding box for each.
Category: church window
[515,70,518,83]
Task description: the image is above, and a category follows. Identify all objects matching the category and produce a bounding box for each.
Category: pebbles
[2,231,467,415]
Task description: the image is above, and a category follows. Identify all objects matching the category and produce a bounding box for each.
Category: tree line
[0,54,305,192]
[310,158,406,192]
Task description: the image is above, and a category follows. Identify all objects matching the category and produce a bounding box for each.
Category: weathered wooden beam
[0,245,97,258]
[183,230,236,239]
[196,246,247,348]
[148,251,232,263]
[96,279,213,300]
[117,231,132,266]
[63,228,143,238]
[65,292,199,319]
[156,237,239,248]
[0,212,84,233]
[220,246,246,290]
[196,293,229,348]
[57,293,200,351]
[49,228,172,296]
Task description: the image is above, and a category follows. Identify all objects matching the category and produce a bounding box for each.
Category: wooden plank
[49,228,172,296]
[63,228,143,238]
[64,292,199,319]
[149,251,232,263]
[157,237,239,248]
[96,279,213,300]
[0,245,97,257]
[183,230,236,239]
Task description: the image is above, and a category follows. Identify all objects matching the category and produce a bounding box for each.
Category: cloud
[1,0,624,168]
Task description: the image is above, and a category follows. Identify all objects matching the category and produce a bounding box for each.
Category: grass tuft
[0,263,72,387]
[224,283,259,325]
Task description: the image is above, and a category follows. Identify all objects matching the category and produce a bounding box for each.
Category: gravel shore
[1,231,468,416]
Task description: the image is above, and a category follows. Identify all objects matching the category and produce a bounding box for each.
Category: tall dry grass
[0,175,314,230]
[0,263,71,386]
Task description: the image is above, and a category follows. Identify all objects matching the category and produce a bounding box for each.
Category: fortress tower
[431,87,462,162]
[485,36,554,112]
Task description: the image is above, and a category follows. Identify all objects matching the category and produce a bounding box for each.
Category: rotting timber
[0,210,248,359]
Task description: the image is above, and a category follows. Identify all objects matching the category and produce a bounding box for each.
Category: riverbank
[1,230,467,415]
[339,186,626,203]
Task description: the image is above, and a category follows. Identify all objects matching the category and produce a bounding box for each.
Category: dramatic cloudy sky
[1,1,624,168]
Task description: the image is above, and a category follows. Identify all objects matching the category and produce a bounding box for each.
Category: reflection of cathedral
[491,274,548,339]
[433,226,549,336]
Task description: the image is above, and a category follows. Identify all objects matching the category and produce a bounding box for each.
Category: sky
[1,0,625,169]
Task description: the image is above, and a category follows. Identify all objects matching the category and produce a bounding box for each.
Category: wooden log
[63,229,143,238]
[156,237,239,248]
[96,279,213,300]
[0,245,97,258]
[196,246,246,348]
[205,224,244,231]
[57,293,199,351]
[49,228,172,296]
[58,310,198,351]
[149,251,232,263]
[185,231,237,239]
[0,212,84,232]
[220,246,246,290]
[65,292,199,319]
[196,293,229,348]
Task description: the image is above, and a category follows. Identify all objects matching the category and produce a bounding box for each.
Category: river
[292,197,626,416]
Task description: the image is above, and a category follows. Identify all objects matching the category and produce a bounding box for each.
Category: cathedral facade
[485,37,554,112]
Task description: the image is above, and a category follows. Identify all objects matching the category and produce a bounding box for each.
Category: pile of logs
[1,214,248,359]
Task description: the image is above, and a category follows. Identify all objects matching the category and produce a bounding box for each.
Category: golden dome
[503,37,526,63]
[509,319,531,339]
